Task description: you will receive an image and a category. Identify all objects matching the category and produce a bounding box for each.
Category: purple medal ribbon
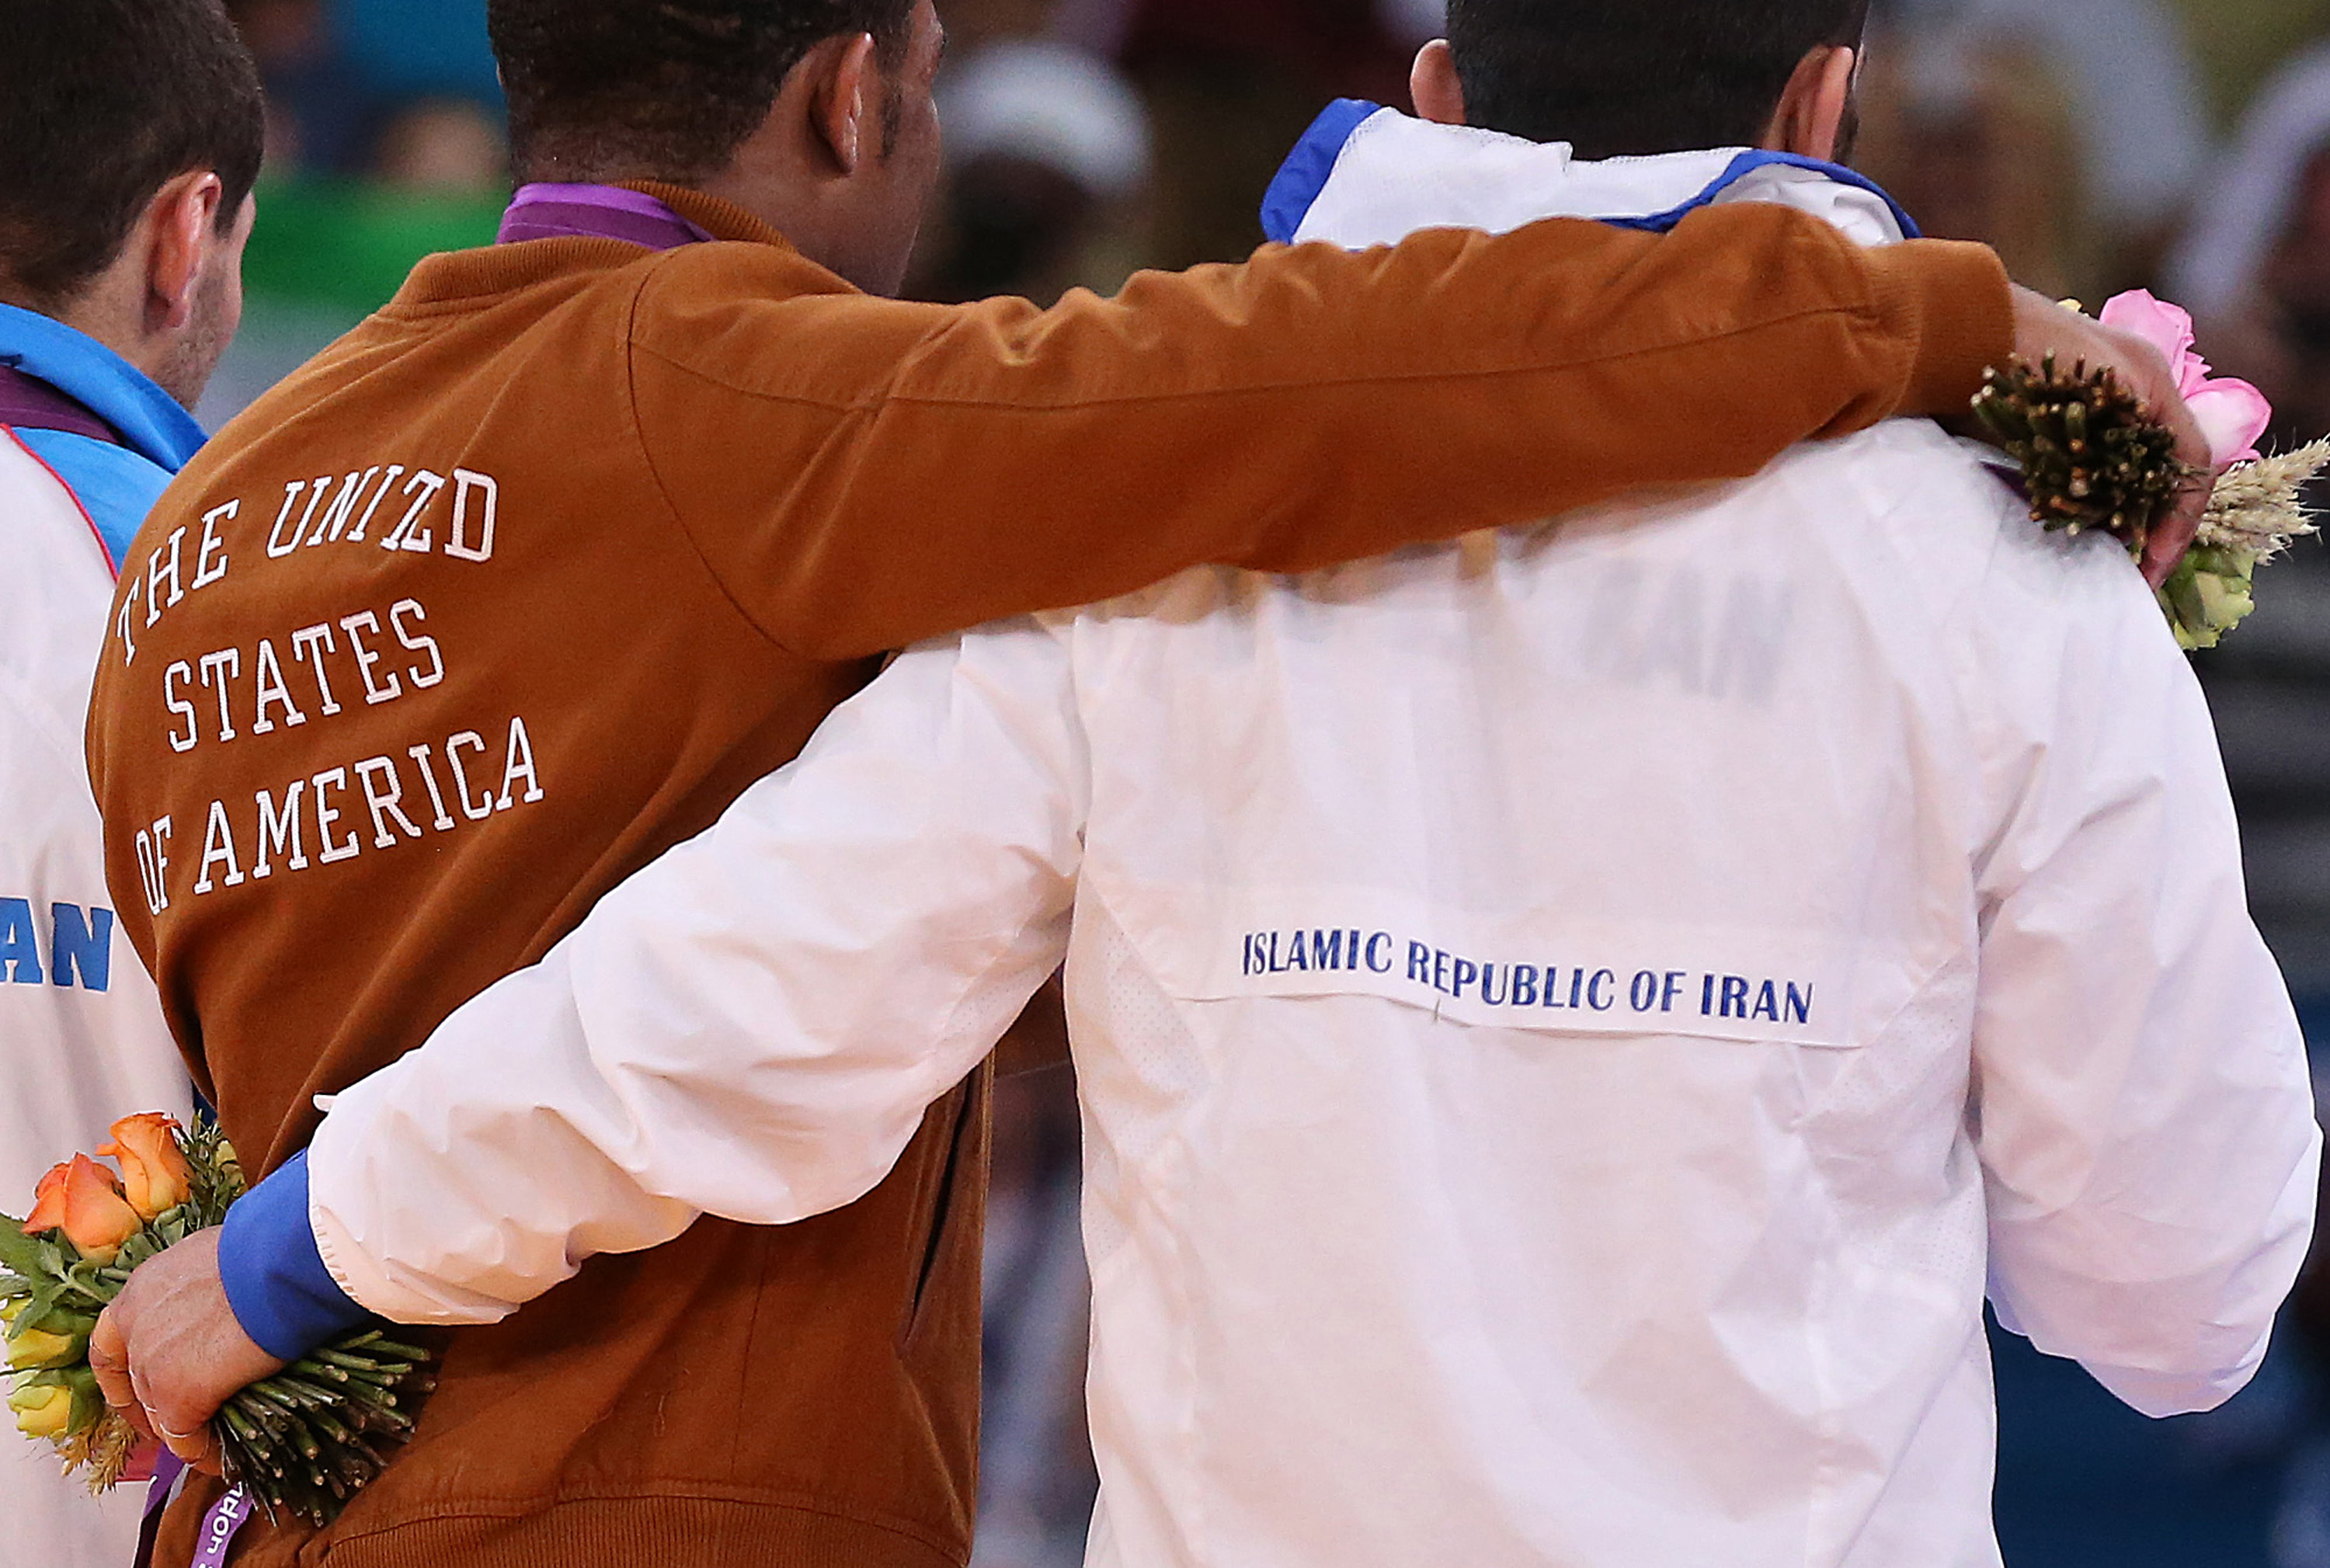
[131,1449,186,1568]
[190,1484,253,1567]
[144,1448,185,1517]
[496,183,714,251]
[0,363,126,445]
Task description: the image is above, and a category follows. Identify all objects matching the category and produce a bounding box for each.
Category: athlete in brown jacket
[84,2,2200,1566]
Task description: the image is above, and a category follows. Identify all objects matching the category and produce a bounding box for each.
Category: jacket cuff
[217,1151,375,1360]
[1865,238,2014,419]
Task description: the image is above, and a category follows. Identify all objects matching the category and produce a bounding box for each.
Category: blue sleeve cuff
[217,1150,376,1361]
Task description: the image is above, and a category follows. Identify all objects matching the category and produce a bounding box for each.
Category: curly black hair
[490,0,916,183]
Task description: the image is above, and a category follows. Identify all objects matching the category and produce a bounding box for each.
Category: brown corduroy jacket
[86,186,2007,1567]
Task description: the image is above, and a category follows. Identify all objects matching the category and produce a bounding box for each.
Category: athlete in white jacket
[105,9,2318,1568]
[0,5,262,1561]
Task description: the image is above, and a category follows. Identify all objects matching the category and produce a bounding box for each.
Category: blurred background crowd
[203,0,2330,1563]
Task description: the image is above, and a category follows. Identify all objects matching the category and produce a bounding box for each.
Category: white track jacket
[299,118,2322,1568]
[0,307,199,1566]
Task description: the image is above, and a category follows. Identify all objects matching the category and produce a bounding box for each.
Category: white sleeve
[305,619,1088,1325]
[1967,533,2321,1418]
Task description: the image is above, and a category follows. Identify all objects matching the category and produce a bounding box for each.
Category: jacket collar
[0,302,207,473]
[1261,100,1918,252]
[621,183,794,248]
[388,181,812,311]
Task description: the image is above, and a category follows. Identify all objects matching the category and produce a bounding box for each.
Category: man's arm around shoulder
[639,205,2040,659]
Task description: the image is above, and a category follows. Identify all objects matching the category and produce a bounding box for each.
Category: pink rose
[2100,290,2273,468]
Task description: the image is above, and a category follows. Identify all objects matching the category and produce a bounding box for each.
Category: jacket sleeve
[285,623,1087,1328]
[631,204,2008,659]
[1965,531,2321,1417]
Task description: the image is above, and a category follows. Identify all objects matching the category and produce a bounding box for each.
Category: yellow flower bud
[8,1383,70,1440]
[6,1326,78,1370]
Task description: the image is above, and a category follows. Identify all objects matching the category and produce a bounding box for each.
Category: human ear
[810,32,880,175]
[143,172,224,334]
[1761,45,1856,162]
[1410,40,1467,127]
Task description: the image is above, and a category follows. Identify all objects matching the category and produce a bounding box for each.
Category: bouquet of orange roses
[0,1114,433,1526]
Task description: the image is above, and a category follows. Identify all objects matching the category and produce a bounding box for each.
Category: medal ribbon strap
[132,1450,188,1568]
[0,363,127,444]
[496,183,715,251]
[189,1484,254,1567]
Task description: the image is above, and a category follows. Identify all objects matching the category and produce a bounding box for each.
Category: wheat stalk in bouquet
[0,1114,434,1526]
[1971,291,2328,651]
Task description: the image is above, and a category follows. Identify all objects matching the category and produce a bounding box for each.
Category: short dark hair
[490,0,916,184]
[1445,0,1869,159]
[0,0,264,307]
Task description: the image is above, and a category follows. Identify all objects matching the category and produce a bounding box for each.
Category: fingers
[2143,370,2216,587]
[85,1230,273,1476]
[151,1408,221,1475]
[2007,284,2217,585]
[2155,370,2215,477]
[98,1296,219,1469]
[135,1323,224,1472]
[88,1307,155,1443]
[2143,475,2210,588]
[2124,339,2213,587]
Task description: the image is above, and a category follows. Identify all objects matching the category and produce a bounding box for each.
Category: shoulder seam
[622,272,815,662]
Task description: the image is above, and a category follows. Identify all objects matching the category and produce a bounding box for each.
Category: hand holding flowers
[87,1226,283,1474]
[1,1114,433,1526]
[2,1116,201,1483]
[2002,283,2217,586]
[1977,290,2328,650]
